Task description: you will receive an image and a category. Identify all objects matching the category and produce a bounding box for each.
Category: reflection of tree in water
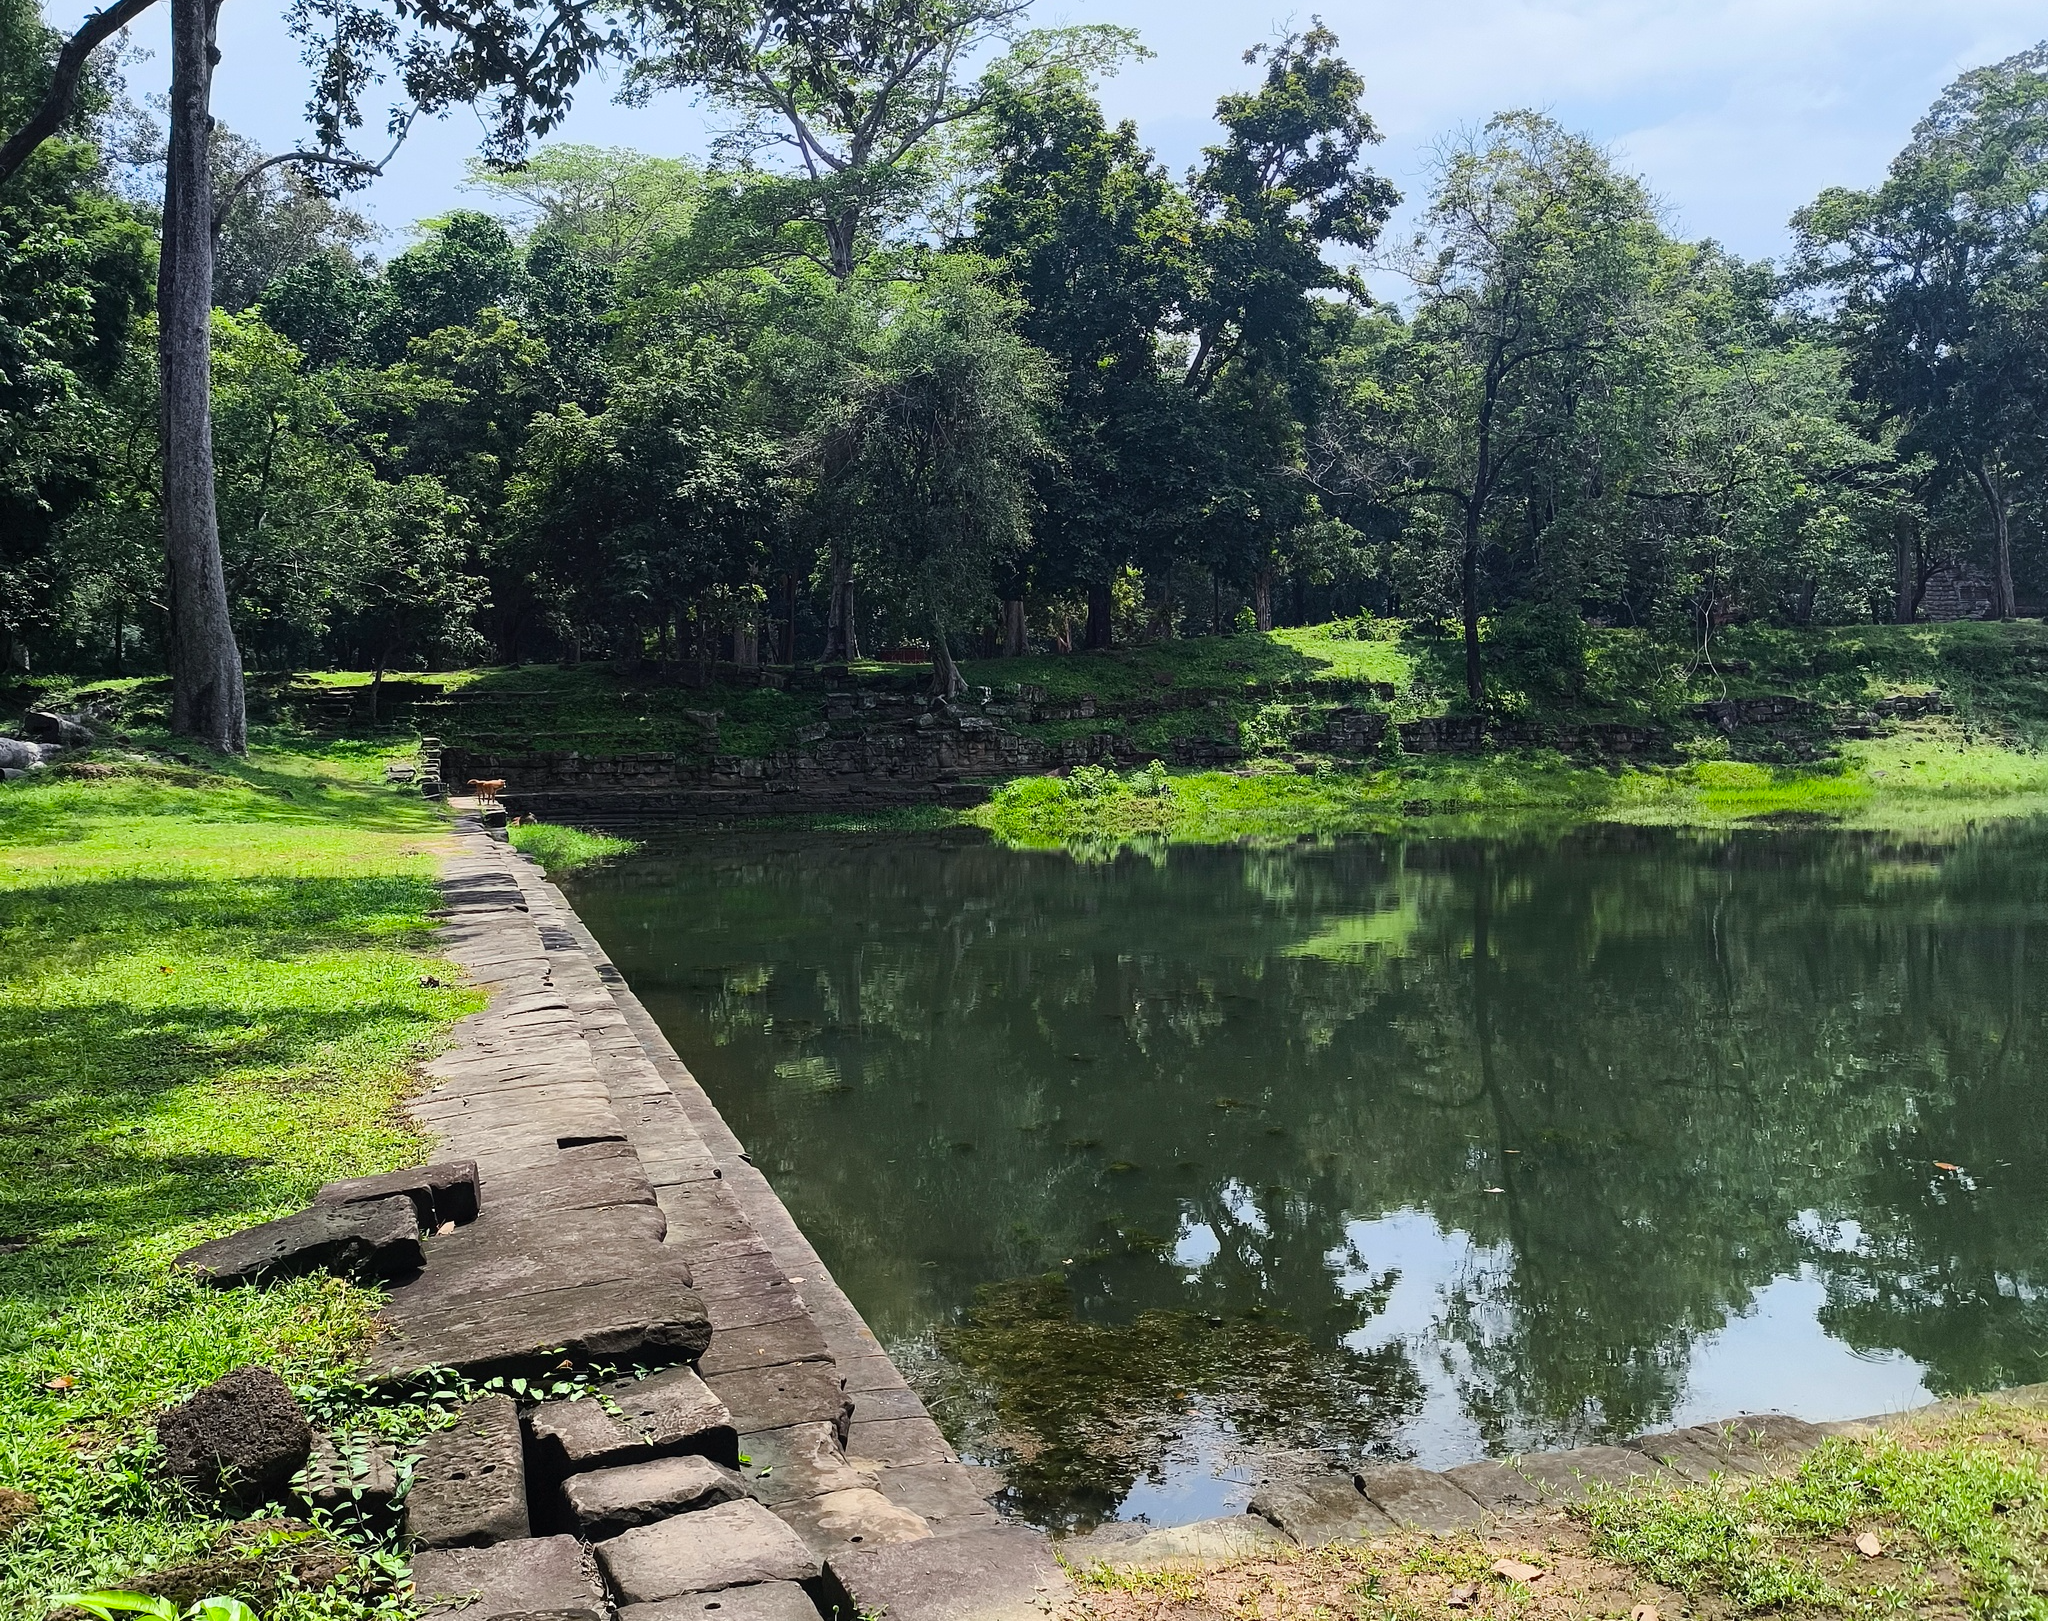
[568,822,2048,1513]
[927,1274,1421,1532]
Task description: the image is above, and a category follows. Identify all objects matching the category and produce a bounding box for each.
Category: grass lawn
[1067,1394,2048,1621]
[0,745,479,1618]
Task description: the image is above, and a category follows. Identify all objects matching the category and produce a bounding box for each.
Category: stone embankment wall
[392,819,1063,1621]
[438,680,1914,819]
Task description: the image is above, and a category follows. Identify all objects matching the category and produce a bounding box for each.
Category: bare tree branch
[0,0,160,186]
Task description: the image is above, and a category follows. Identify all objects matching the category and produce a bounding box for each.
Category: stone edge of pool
[379,814,1048,1621]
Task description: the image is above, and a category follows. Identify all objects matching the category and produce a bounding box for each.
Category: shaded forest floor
[1066,1394,2048,1621]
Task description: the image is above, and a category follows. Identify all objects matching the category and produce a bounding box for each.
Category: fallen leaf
[1856,1531,1883,1558]
[44,1376,75,1391]
[1492,1559,1545,1583]
[1934,1161,1962,1173]
[1447,1584,1479,1610]
[1631,1606,1659,1621]
[436,1221,456,1236]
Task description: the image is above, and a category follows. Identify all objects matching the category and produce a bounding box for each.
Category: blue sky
[52,0,2048,264]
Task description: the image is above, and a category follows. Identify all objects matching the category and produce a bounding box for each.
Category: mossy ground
[1063,1395,2048,1621]
[0,745,480,1618]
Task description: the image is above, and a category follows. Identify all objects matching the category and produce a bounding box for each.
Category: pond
[559,823,2048,1533]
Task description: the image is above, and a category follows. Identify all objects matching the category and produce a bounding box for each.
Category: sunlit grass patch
[0,747,477,1618]
[508,820,639,874]
[1580,1425,2048,1615]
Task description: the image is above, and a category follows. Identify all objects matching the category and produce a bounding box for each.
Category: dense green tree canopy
[3,0,2045,686]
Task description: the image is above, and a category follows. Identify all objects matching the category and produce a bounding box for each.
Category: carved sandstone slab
[596,1498,822,1604]
[529,1366,738,1475]
[562,1454,750,1540]
[407,1394,529,1549]
[177,1195,422,1287]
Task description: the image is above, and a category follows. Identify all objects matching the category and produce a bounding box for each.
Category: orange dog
[467,778,506,805]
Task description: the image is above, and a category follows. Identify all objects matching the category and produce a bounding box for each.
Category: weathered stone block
[697,1316,832,1378]
[1353,1464,1484,1533]
[1444,1446,1661,1511]
[563,1454,750,1540]
[1249,1473,1392,1546]
[737,1423,875,1508]
[407,1394,529,1548]
[318,1161,480,1229]
[706,1362,849,1438]
[413,1535,606,1621]
[529,1365,738,1475]
[297,1431,401,1517]
[619,1578,822,1621]
[371,1276,712,1383]
[873,1462,999,1534]
[776,1487,931,1560]
[157,1366,312,1509]
[597,1498,822,1604]
[1396,716,1484,754]
[844,1417,950,1469]
[824,1524,1066,1621]
[1059,1516,1289,1569]
[176,1195,423,1287]
[1630,1415,1824,1481]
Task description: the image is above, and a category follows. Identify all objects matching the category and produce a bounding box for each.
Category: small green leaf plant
[52,1593,259,1621]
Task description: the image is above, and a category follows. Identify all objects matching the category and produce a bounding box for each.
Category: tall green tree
[972,66,1194,650]
[1392,112,1663,701]
[800,259,1050,692]
[1793,43,2048,620]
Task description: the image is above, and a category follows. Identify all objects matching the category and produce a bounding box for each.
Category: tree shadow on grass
[0,984,447,1292]
[0,872,441,968]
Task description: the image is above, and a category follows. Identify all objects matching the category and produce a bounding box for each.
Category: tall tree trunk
[780,571,797,664]
[1894,514,1918,624]
[1461,508,1484,704]
[160,0,244,753]
[734,614,758,669]
[1973,461,2017,620]
[929,618,964,697]
[821,555,859,663]
[1084,582,1113,651]
[1000,598,1026,657]
[1252,568,1273,633]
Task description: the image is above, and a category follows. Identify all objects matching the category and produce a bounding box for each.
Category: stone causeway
[389,815,2040,1621]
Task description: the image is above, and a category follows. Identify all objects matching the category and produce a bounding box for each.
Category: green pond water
[559,823,2048,1532]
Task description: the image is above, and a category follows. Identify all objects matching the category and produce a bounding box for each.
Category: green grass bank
[44,619,2048,849]
[0,746,479,1618]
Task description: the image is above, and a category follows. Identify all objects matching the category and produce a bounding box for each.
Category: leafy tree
[505,336,776,659]
[0,0,626,748]
[972,66,1194,650]
[379,211,527,355]
[1391,112,1663,701]
[624,0,1134,282]
[209,125,377,313]
[801,259,1050,691]
[0,29,151,671]
[1793,44,2048,620]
